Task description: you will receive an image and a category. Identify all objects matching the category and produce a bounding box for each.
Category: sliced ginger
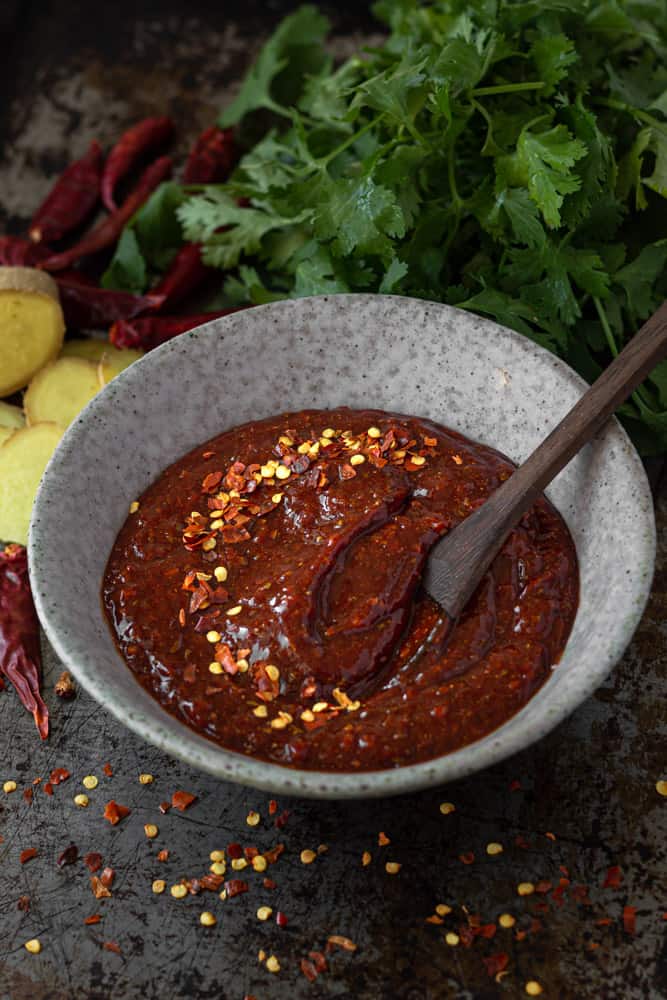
[0,423,63,544]
[0,267,65,395]
[60,338,111,363]
[0,400,25,429]
[97,346,144,385]
[24,357,100,429]
[0,426,15,447]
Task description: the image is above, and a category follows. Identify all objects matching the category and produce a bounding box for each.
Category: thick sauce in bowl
[103,408,578,771]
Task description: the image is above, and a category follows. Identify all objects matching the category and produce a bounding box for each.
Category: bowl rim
[29,294,656,798]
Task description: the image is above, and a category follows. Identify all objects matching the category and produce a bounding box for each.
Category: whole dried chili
[0,545,48,739]
[29,141,103,244]
[101,116,174,211]
[0,235,50,267]
[182,126,236,184]
[40,156,173,272]
[57,276,165,330]
[110,309,242,351]
[148,243,211,310]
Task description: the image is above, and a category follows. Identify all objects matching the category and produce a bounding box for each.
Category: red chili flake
[535,880,553,894]
[595,918,613,926]
[171,790,197,811]
[103,801,131,825]
[227,842,242,860]
[57,844,79,867]
[300,959,318,982]
[223,879,248,898]
[477,924,497,939]
[17,895,30,912]
[244,846,259,861]
[274,911,289,928]
[157,849,169,862]
[459,925,475,947]
[559,865,570,877]
[587,941,600,951]
[268,799,278,815]
[264,844,285,865]
[545,831,556,841]
[263,878,277,890]
[514,835,530,850]
[533,901,550,914]
[425,915,444,925]
[20,848,38,864]
[103,941,122,955]
[309,951,328,972]
[200,873,224,891]
[84,914,102,925]
[202,470,223,493]
[529,918,543,935]
[483,953,509,977]
[327,935,356,951]
[159,801,171,814]
[274,809,290,829]
[90,876,112,899]
[103,763,113,777]
[515,929,527,941]
[603,865,622,889]
[50,768,70,785]
[623,906,637,935]
[100,867,115,889]
[509,779,522,792]
[378,832,390,846]
[43,782,53,796]
[23,788,33,804]
[84,852,103,873]
[186,878,202,895]
[459,852,475,865]
[571,884,591,904]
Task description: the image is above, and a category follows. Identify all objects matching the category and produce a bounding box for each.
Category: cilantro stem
[593,295,649,413]
[470,81,545,97]
[593,98,667,138]
[319,114,386,167]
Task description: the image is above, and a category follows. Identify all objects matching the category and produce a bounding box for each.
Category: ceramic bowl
[29,295,655,798]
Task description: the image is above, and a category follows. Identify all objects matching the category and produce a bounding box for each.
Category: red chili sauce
[103,409,578,771]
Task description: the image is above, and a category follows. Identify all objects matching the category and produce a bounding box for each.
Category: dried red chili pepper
[0,235,51,267]
[40,156,173,272]
[0,545,48,740]
[109,309,243,351]
[23,788,33,805]
[101,116,174,211]
[300,959,318,983]
[49,767,70,785]
[149,243,211,311]
[30,141,103,244]
[102,941,121,955]
[57,277,164,330]
[102,762,113,777]
[182,126,236,184]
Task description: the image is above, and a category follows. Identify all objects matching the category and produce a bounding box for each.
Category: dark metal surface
[0,4,665,999]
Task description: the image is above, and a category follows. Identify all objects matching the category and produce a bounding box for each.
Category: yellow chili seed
[210,518,223,530]
[266,955,280,973]
[226,605,242,617]
[656,779,667,796]
[73,794,89,807]
[253,705,268,719]
[206,630,221,643]
[210,861,226,876]
[210,850,225,862]
[445,932,459,946]
[260,465,274,478]
[152,880,166,894]
[236,658,249,673]
[270,717,288,730]
[3,780,17,793]
[129,501,140,513]
[486,842,503,856]
[385,862,401,874]
[231,858,248,871]
[201,538,216,551]
[252,855,267,872]
[200,911,217,927]
[349,454,365,466]
[246,810,260,826]
[297,442,311,454]
[139,773,154,785]
[435,904,452,917]
[278,435,294,446]
[82,775,98,790]
[321,428,336,438]
[300,849,316,865]
[170,884,187,899]
[312,701,329,713]
[439,802,455,815]
[301,709,315,723]
[319,437,333,448]
[209,661,223,674]
[214,566,228,583]
[410,455,426,466]
[272,493,283,504]
[367,426,381,438]
[258,948,266,961]
[265,665,280,682]
[525,982,543,996]
[257,906,273,921]
[499,913,516,928]
[144,824,158,839]
[275,465,291,480]
[517,882,535,896]
[24,938,42,954]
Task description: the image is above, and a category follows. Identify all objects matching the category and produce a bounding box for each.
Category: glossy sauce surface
[103,409,578,771]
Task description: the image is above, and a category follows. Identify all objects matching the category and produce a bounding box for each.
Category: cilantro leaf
[503,125,587,228]
[101,228,146,294]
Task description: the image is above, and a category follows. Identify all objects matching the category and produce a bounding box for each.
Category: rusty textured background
[0,3,665,998]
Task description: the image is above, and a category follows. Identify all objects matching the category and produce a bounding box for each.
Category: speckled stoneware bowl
[29,295,655,798]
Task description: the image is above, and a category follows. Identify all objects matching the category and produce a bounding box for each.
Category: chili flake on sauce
[103,408,578,771]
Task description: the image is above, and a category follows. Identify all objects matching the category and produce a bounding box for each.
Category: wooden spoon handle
[423,300,667,619]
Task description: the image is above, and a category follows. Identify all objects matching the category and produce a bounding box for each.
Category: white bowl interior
[29,295,655,798]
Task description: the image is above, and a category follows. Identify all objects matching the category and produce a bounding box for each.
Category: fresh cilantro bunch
[156,3,667,450]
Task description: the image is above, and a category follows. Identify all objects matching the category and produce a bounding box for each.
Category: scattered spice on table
[19,848,38,864]
[103,800,131,825]
[0,545,48,739]
[54,670,76,700]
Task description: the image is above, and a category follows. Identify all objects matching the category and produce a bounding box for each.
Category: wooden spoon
[422,300,667,621]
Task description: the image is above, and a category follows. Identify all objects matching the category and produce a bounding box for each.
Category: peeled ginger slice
[0,267,65,395]
[24,357,100,429]
[0,422,63,544]
[0,400,25,429]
